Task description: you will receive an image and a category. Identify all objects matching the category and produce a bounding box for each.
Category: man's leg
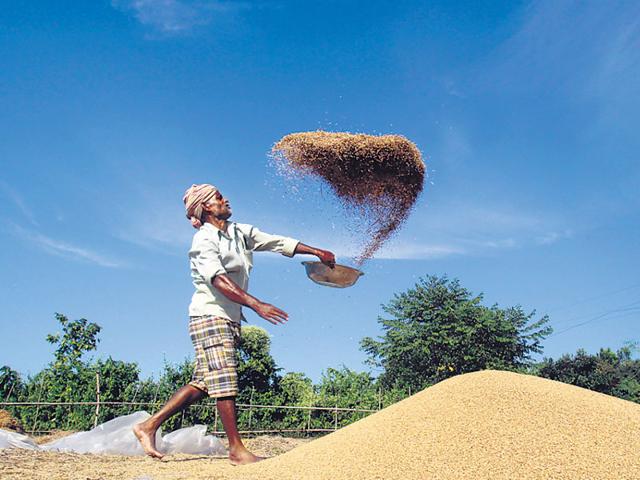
[134,384,206,458]
[217,396,263,465]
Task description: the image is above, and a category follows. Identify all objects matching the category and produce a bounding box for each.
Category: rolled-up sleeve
[191,234,227,286]
[238,224,299,258]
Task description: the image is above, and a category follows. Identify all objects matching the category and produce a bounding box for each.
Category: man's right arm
[212,274,289,325]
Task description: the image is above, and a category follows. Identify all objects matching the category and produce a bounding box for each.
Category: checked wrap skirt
[188,315,241,398]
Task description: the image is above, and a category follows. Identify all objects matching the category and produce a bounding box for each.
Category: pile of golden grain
[272,131,425,264]
[239,370,640,480]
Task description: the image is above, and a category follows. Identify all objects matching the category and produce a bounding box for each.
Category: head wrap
[183,183,219,229]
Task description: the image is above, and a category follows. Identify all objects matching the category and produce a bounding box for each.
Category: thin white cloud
[258,200,570,262]
[485,1,640,121]
[112,177,571,262]
[475,238,517,249]
[375,200,574,260]
[112,185,191,254]
[115,206,191,254]
[477,1,640,217]
[536,229,573,246]
[0,181,38,226]
[10,224,125,268]
[375,242,466,260]
[419,202,546,237]
[112,0,247,34]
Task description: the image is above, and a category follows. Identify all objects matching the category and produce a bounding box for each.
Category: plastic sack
[0,429,40,450]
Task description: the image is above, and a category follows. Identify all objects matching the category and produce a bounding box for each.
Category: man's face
[205,191,232,220]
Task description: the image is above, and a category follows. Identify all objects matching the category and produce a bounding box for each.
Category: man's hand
[253,301,289,325]
[294,243,336,268]
[213,275,288,325]
[315,249,336,268]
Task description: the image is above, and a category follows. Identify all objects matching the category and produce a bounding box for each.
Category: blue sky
[1,0,638,383]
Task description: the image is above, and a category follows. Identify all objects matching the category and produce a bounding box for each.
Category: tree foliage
[0,366,24,402]
[237,325,280,396]
[46,313,101,370]
[535,343,640,403]
[361,275,553,391]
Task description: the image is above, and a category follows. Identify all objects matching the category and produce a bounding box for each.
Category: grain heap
[238,370,640,480]
[272,131,425,264]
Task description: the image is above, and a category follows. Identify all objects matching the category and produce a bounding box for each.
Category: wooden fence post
[4,380,14,402]
[247,388,254,431]
[94,371,101,428]
[151,381,161,414]
[30,378,45,434]
[128,383,141,415]
[214,403,219,434]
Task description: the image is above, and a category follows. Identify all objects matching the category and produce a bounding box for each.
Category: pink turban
[183,183,219,229]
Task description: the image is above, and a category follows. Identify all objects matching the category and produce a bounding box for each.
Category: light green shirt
[188,222,299,321]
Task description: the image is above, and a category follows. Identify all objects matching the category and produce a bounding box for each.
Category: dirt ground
[0,435,311,480]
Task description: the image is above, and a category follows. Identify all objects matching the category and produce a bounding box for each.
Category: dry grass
[272,131,425,264]
[2,371,639,479]
[0,409,23,433]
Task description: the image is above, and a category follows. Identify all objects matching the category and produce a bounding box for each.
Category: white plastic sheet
[0,411,226,456]
[0,429,40,450]
[162,425,224,455]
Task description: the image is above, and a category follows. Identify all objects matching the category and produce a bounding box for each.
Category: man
[133,183,335,464]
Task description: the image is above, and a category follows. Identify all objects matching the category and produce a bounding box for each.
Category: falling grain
[271,131,426,264]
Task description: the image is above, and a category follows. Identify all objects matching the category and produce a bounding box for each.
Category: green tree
[92,357,141,423]
[237,325,280,395]
[316,367,378,409]
[314,367,379,428]
[260,372,316,431]
[14,313,146,431]
[0,365,23,402]
[46,313,101,371]
[361,275,552,391]
[277,372,314,406]
[535,343,640,403]
[17,313,104,430]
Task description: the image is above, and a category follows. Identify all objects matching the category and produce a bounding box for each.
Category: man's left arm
[238,224,335,268]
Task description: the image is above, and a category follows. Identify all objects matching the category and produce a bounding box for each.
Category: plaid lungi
[188,315,241,398]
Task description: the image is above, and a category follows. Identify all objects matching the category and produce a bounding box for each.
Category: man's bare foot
[133,422,164,459]
[229,447,265,466]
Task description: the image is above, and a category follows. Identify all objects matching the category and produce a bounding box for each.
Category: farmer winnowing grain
[133,183,335,464]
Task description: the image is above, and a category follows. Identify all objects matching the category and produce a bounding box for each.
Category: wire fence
[1,368,401,437]
[0,399,380,436]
